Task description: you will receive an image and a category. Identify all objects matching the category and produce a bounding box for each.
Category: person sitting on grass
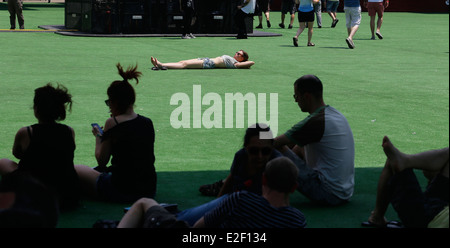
[75,63,157,203]
[117,157,306,228]
[363,136,449,228]
[0,83,81,210]
[199,123,282,197]
[178,123,282,226]
[0,171,59,228]
[150,50,255,70]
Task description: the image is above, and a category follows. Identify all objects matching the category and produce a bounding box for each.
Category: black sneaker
[331,19,339,28]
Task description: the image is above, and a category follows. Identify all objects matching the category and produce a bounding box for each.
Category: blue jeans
[176,194,229,227]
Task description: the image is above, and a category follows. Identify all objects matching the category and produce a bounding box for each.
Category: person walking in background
[8,0,24,29]
[327,0,340,28]
[313,0,323,28]
[364,0,389,40]
[279,0,296,29]
[255,0,271,29]
[344,0,361,49]
[293,0,320,47]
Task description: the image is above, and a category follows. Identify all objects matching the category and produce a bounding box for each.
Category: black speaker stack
[65,0,253,34]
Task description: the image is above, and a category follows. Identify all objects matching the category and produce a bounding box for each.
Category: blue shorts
[198,58,215,69]
[327,1,339,12]
[97,173,156,203]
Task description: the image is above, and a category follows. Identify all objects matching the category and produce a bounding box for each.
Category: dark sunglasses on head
[248,147,272,156]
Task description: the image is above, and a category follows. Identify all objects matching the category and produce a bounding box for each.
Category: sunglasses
[248,147,272,156]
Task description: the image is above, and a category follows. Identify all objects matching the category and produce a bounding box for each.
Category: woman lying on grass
[150,50,255,70]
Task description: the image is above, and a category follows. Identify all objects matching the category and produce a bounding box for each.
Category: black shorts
[255,0,270,14]
[297,10,315,23]
[388,169,449,228]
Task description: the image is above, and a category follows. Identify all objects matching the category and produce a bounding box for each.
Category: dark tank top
[18,123,81,209]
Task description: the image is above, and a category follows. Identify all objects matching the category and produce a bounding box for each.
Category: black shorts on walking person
[298,10,315,23]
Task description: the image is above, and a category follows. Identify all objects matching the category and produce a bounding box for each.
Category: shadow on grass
[59,167,414,228]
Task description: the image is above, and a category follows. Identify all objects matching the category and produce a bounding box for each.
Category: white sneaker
[181,34,192,39]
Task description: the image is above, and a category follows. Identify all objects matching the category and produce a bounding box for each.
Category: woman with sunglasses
[150,50,254,70]
[75,63,157,203]
[177,124,282,226]
[217,123,282,197]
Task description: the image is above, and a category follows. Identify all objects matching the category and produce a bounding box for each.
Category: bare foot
[382,136,406,173]
[151,57,157,67]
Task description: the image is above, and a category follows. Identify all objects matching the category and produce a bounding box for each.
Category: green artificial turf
[0,3,448,228]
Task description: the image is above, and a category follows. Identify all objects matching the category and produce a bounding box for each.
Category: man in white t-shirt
[236,0,256,39]
[274,75,355,206]
[364,0,389,39]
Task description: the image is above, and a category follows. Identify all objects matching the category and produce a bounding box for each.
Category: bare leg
[307,21,314,45]
[347,25,359,40]
[382,136,449,176]
[367,159,393,226]
[118,198,159,228]
[74,164,100,198]
[376,15,383,36]
[294,22,306,39]
[289,14,295,27]
[370,16,376,39]
[151,57,203,69]
[0,159,18,176]
[367,136,449,226]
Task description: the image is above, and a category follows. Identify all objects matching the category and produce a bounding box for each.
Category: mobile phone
[91,123,104,135]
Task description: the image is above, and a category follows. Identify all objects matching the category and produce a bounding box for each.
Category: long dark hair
[107,63,142,114]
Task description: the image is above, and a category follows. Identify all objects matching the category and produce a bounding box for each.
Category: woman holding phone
[75,63,157,203]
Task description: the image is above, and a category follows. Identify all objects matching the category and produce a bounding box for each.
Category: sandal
[307,42,315,47]
[293,37,298,47]
[199,179,224,197]
[361,220,403,228]
[151,66,168,71]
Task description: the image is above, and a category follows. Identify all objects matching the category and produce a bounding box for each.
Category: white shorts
[344,6,361,28]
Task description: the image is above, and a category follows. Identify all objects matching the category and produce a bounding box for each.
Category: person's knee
[137,198,159,210]
[0,159,16,175]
